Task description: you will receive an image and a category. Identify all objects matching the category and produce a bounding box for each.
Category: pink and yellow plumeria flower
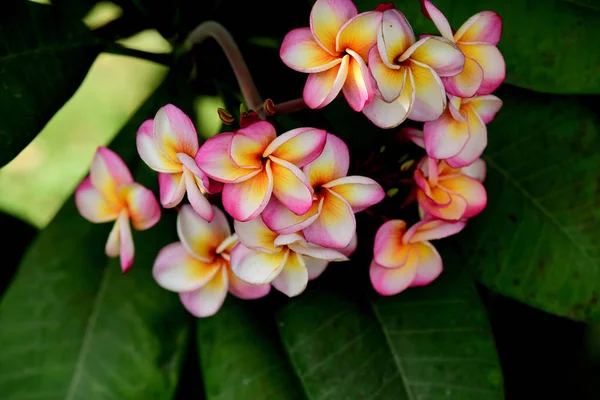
[230,217,353,297]
[196,120,327,222]
[262,134,385,249]
[362,5,465,129]
[280,0,382,111]
[136,104,221,222]
[76,147,161,272]
[153,205,270,318]
[414,156,487,221]
[370,218,465,295]
[421,0,505,97]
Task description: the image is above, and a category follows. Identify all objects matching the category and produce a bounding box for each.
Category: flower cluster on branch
[75,0,505,317]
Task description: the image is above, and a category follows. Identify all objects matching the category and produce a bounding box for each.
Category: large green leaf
[197,248,503,399]
[0,74,195,399]
[197,298,305,399]
[355,0,600,94]
[0,1,102,167]
[456,86,600,321]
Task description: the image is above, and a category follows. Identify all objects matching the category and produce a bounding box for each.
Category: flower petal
[373,219,409,268]
[303,133,349,187]
[158,172,186,208]
[417,187,467,221]
[227,268,271,299]
[423,109,469,160]
[105,218,120,258]
[460,158,486,182]
[446,105,487,168]
[459,43,505,95]
[377,9,415,66]
[117,211,134,273]
[303,188,355,249]
[118,183,161,231]
[177,153,210,191]
[404,219,466,243]
[440,175,487,218]
[407,60,446,122]
[303,54,349,109]
[196,133,257,183]
[420,0,453,40]
[271,252,308,297]
[362,72,415,129]
[441,55,484,98]
[368,46,405,102]
[280,27,343,73]
[341,233,358,257]
[311,0,358,54]
[304,257,329,280]
[336,11,381,60]
[136,119,181,173]
[369,256,418,296]
[463,94,503,124]
[234,215,280,253]
[324,175,385,212]
[230,121,277,168]
[75,177,121,223]
[411,242,442,287]
[288,240,348,261]
[180,266,228,317]
[222,162,273,222]
[264,127,328,168]
[153,242,221,292]
[454,11,502,45]
[403,127,425,148]
[230,243,289,284]
[89,147,133,205]
[153,104,199,160]
[182,169,215,222]
[177,204,230,262]
[262,197,321,235]
[402,36,465,77]
[342,49,374,112]
[270,157,314,216]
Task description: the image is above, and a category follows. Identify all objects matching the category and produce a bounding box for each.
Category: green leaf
[197,298,305,399]
[0,1,103,167]
[457,86,600,321]
[355,0,600,94]
[197,251,503,399]
[0,74,196,399]
[0,212,37,295]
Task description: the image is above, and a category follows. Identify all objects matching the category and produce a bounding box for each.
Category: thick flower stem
[186,21,264,117]
[271,98,308,115]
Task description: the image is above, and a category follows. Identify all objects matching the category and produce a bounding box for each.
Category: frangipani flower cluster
[281,0,504,295]
[75,0,506,317]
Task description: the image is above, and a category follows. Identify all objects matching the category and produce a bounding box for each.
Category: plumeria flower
[196,120,327,222]
[363,5,465,129]
[280,0,382,111]
[370,218,466,295]
[421,0,505,97]
[75,147,161,272]
[262,134,385,249]
[230,217,353,297]
[136,104,221,222]
[414,156,487,221]
[153,205,270,318]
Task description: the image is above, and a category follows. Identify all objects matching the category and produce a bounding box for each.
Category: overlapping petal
[153,104,199,160]
[136,119,181,173]
[153,242,221,292]
[230,121,276,168]
[118,183,161,231]
[230,242,289,284]
[183,169,214,222]
[454,11,502,45]
[311,0,357,54]
[445,105,487,168]
[234,215,280,253]
[363,72,415,129]
[341,49,373,111]
[89,147,133,206]
[336,11,382,60]
[442,55,484,98]
[404,219,466,243]
[179,266,229,318]
[75,177,121,223]
[158,172,186,208]
[461,158,486,182]
[406,60,446,122]
[463,95,503,124]
[401,36,464,77]
[373,220,410,268]
[369,256,418,296]
[177,205,230,262]
[270,157,314,215]
[280,28,343,73]
[410,242,443,286]
[439,175,487,218]
[227,269,271,299]
[324,176,385,212]
[222,164,273,221]
[303,189,355,248]
[303,133,349,188]
[420,0,453,40]
[377,8,415,65]
[304,257,329,280]
[368,47,405,102]
[264,127,327,168]
[459,43,505,95]
[116,211,134,272]
[303,55,349,109]
[423,108,469,160]
[262,197,322,234]
[271,252,308,297]
[196,133,258,183]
